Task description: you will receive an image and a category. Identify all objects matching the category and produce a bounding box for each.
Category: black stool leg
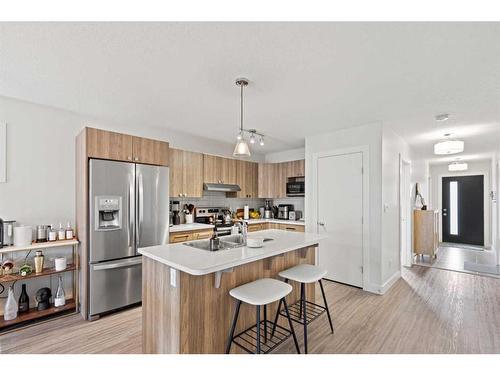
[319,279,334,334]
[282,298,301,354]
[263,305,268,343]
[225,300,242,354]
[256,305,261,354]
[301,283,308,354]
[270,298,282,339]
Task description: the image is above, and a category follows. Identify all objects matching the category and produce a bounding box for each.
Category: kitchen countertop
[139,229,325,276]
[242,218,305,226]
[169,223,215,233]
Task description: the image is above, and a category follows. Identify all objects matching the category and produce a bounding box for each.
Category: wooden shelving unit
[0,239,79,331]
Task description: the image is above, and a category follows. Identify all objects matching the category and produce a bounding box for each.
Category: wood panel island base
[139,230,325,354]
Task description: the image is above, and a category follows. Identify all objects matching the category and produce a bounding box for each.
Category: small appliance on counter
[278,204,294,220]
[264,200,272,219]
[1,219,16,247]
[288,211,302,221]
[171,201,181,226]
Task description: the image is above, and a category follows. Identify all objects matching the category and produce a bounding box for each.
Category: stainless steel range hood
[203,183,241,192]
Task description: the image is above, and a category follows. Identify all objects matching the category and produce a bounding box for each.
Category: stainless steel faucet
[237,221,248,245]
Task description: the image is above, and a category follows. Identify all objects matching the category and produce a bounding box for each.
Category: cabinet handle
[134,157,139,161]
[127,156,132,161]
[285,227,296,231]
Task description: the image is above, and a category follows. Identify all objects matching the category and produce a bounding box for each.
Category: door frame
[437,171,490,247]
[399,156,412,268]
[311,145,370,290]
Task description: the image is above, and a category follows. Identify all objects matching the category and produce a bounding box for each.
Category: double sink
[184,234,272,251]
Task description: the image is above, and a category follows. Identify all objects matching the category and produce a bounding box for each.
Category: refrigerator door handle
[92,257,142,271]
[128,180,134,249]
[137,171,144,246]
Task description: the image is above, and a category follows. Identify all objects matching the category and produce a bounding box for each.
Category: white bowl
[246,237,264,248]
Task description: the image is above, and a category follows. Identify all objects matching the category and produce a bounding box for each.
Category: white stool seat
[279,264,327,284]
[229,278,293,306]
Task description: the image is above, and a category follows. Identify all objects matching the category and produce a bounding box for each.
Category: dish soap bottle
[4,286,18,321]
[65,222,74,240]
[57,223,66,241]
[54,275,66,307]
[18,283,30,313]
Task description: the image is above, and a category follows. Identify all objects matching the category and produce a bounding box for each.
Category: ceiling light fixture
[232,78,265,157]
[448,160,468,172]
[435,113,449,122]
[434,134,464,155]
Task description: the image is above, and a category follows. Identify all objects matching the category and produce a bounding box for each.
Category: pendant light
[434,134,464,155]
[233,78,251,157]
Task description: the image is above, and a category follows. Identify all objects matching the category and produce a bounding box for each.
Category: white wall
[429,159,493,247]
[306,122,384,292]
[0,95,264,227]
[381,125,411,286]
[265,147,305,163]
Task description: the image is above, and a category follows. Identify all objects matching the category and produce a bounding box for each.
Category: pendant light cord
[240,82,244,132]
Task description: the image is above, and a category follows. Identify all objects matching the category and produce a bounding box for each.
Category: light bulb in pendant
[259,137,264,146]
[236,132,243,140]
[250,133,256,144]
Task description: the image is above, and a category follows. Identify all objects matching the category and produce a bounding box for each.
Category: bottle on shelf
[18,283,30,313]
[54,275,66,307]
[4,286,18,321]
[65,222,74,240]
[57,223,66,241]
[47,225,57,242]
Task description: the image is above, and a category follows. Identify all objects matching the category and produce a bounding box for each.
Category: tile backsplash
[170,191,304,222]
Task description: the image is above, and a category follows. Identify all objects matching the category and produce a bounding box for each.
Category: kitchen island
[138,229,325,354]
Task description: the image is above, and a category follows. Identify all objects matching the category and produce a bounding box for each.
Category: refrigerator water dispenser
[95,196,122,230]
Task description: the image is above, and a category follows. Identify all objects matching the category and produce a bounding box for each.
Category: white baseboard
[363,271,401,295]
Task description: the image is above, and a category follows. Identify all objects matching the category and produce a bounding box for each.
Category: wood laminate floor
[1,265,500,354]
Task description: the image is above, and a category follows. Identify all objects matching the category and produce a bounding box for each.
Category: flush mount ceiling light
[232,78,265,157]
[448,160,468,172]
[435,113,449,122]
[434,134,464,155]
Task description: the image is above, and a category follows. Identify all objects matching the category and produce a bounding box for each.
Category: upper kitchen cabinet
[86,127,134,162]
[85,127,169,166]
[258,159,305,198]
[237,160,258,198]
[170,148,203,198]
[203,154,237,184]
[132,136,169,166]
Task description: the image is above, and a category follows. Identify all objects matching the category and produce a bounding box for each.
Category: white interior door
[317,151,363,287]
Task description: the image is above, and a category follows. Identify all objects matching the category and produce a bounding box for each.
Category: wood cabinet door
[132,137,169,166]
[258,163,274,198]
[183,150,204,198]
[169,232,193,243]
[203,154,223,183]
[86,128,133,162]
[236,160,247,198]
[169,148,185,198]
[247,161,258,198]
[222,158,237,184]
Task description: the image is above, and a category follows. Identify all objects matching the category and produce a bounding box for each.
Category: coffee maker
[171,201,181,226]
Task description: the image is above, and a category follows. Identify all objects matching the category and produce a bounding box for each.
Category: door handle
[138,172,144,246]
[93,257,142,271]
[318,222,325,226]
[443,213,447,216]
[128,180,134,250]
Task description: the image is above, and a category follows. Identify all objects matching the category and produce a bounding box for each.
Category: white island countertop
[139,229,326,276]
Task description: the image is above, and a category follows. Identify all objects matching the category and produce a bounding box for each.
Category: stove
[195,207,235,236]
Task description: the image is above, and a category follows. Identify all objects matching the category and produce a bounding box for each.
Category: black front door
[442,175,484,246]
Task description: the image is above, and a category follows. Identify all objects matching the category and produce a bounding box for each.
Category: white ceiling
[1,22,499,159]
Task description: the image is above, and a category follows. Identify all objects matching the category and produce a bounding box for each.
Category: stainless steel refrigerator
[88,159,169,318]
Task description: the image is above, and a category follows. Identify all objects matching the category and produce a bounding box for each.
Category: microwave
[286,176,305,197]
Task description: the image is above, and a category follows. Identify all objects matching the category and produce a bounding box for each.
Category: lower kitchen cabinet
[278,223,305,232]
[169,229,214,243]
[247,223,265,232]
[247,222,305,232]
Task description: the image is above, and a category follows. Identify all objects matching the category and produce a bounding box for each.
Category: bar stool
[226,278,301,354]
[272,264,333,354]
